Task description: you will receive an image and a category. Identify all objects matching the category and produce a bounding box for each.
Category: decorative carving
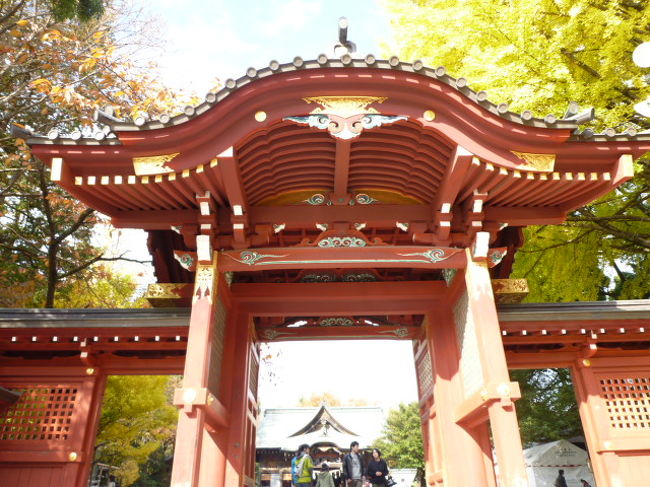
[301,272,337,283]
[492,278,529,304]
[262,329,279,340]
[145,283,192,307]
[224,271,234,287]
[442,269,457,286]
[378,327,410,337]
[511,151,556,172]
[230,250,288,266]
[303,192,380,206]
[261,329,295,340]
[341,272,378,282]
[284,96,407,140]
[222,246,463,269]
[194,264,216,303]
[318,236,367,248]
[133,152,180,175]
[304,193,329,205]
[398,249,449,263]
[487,248,508,267]
[355,193,378,205]
[319,317,354,327]
[299,271,378,283]
[173,251,197,271]
[304,96,388,118]
[145,283,186,299]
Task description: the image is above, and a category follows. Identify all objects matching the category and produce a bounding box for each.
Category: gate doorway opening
[256,339,420,486]
[511,368,595,487]
[91,375,179,487]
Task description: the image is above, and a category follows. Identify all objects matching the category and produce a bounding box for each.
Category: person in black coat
[366,448,389,486]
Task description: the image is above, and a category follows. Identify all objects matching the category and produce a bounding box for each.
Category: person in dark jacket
[342,441,365,487]
[366,448,389,486]
[554,469,568,487]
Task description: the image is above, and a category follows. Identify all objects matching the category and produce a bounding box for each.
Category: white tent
[390,468,418,486]
[523,440,595,487]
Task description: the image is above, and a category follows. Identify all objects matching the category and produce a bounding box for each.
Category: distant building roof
[257,405,385,452]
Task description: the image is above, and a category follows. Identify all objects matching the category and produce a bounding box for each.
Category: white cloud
[260,0,323,36]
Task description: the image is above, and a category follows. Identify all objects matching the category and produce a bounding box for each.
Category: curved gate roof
[18,56,650,282]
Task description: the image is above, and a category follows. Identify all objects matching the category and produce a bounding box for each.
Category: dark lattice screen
[599,376,650,430]
[0,386,78,441]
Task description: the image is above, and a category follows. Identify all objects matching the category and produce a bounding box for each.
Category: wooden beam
[231,280,446,316]
[333,139,352,201]
[433,146,474,210]
[256,325,420,341]
[217,147,249,246]
[219,245,466,272]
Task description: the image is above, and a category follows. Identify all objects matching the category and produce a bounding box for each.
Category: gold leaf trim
[492,278,529,304]
[511,151,556,172]
[145,283,186,299]
[304,96,387,118]
[133,152,180,176]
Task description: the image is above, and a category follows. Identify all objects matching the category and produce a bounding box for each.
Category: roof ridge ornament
[334,17,356,58]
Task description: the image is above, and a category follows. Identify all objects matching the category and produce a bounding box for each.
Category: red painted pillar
[454,250,528,487]
[170,255,230,487]
[425,308,497,486]
[223,310,255,487]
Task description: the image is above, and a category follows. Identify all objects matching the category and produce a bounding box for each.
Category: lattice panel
[207,297,227,396]
[416,345,434,399]
[0,385,78,441]
[453,291,485,398]
[599,376,650,430]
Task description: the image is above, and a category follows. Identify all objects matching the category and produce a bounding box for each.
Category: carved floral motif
[303,193,379,206]
[230,251,288,266]
[398,249,449,263]
[319,318,354,327]
[317,236,367,248]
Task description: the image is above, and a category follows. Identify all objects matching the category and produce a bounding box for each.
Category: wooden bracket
[173,387,229,429]
[455,381,522,429]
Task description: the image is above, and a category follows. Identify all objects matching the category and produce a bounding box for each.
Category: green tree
[383,0,650,301]
[0,1,194,307]
[95,375,178,487]
[374,402,424,473]
[382,0,650,448]
[510,369,583,446]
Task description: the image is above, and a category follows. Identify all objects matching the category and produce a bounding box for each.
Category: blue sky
[147,0,391,93]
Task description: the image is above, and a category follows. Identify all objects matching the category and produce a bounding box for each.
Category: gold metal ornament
[133,153,180,175]
[423,110,436,121]
[511,151,556,172]
[304,96,387,118]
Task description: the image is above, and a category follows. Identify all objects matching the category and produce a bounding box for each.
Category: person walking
[342,441,365,487]
[315,462,335,487]
[554,469,568,487]
[295,444,314,487]
[579,480,592,487]
[291,447,302,487]
[366,448,389,486]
